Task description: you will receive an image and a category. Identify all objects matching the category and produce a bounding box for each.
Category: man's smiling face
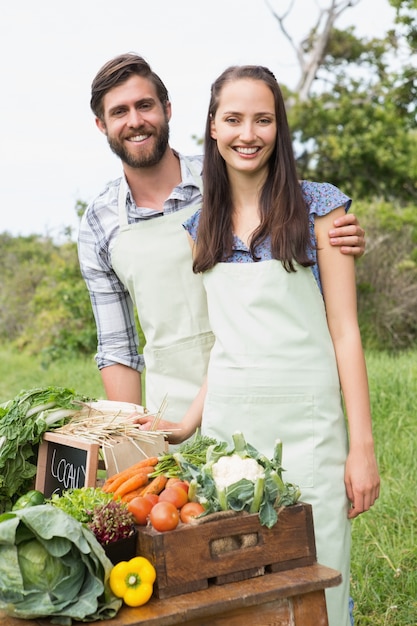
[97,74,171,168]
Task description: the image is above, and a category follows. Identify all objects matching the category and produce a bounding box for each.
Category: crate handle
[210,532,259,557]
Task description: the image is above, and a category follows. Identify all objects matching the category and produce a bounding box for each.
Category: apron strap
[118,176,129,227]
[117,156,203,228]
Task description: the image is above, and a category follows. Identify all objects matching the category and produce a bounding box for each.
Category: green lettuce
[0,504,122,624]
[0,386,92,512]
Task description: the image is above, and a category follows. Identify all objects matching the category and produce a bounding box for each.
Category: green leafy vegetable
[18,539,70,591]
[151,430,218,477]
[49,487,113,524]
[49,487,135,546]
[180,432,301,528]
[88,499,135,546]
[0,504,122,624]
[0,386,92,513]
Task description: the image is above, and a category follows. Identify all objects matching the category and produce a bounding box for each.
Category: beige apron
[111,163,214,421]
[202,259,351,626]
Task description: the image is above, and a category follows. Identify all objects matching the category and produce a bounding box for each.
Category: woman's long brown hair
[193,65,314,274]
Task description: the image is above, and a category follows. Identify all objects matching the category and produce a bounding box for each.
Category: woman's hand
[344,443,380,519]
[135,415,187,445]
[135,379,206,446]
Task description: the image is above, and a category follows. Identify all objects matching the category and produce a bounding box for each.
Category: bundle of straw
[53,398,168,450]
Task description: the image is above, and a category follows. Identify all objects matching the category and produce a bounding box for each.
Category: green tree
[0,230,97,363]
[354,200,417,350]
[0,234,57,341]
[390,0,417,47]
[268,0,417,201]
[17,240,97,362]
[288,44,417,201]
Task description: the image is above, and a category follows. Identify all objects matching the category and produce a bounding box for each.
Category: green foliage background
[1,193,415,362]
[0,232,97,365]
[354,200,417,350]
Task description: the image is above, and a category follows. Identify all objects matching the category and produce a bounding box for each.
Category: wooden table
[0,563,341,626]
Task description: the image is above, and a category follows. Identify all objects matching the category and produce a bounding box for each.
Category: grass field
[351,351,417,625]
[0,351,105,402]
[0,348,416,624]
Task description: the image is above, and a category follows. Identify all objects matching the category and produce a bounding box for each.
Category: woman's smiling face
[210,78,277,177]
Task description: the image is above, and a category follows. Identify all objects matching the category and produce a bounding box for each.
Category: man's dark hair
[90,52,169,120]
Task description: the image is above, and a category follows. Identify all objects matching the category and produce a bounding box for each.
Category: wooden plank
[293,590,329,625]
[0,565,341,626]
[158,597,293,626]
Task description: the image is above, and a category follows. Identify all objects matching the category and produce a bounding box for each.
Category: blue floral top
[183,181,351,294]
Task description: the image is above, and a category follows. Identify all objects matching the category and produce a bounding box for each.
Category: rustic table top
[1,563,341,626]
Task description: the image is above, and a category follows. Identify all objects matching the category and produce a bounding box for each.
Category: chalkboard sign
[35,432,100,498]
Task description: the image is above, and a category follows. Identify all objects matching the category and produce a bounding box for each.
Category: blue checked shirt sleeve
[78,189,144,372]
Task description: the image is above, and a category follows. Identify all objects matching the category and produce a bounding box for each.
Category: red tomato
[158,486,188,509]
[149,501,180,532]
[180,502,205,524]
[174,481,189,494]
[165,477,181,489]
[144,493,159,507]
[127,496,153,525]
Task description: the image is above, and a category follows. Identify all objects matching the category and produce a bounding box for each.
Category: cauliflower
[211,454,265,489]
[179,432,300,527]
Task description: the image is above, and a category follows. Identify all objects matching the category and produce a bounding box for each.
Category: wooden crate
[136,502,317,599]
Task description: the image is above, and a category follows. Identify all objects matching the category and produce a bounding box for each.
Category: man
[78,53,366,422]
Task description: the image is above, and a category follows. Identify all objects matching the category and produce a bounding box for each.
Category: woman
[140,65,380,625]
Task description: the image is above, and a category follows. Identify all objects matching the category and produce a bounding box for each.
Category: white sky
[1,0,396,239]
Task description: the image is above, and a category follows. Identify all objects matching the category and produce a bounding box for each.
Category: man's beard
[107,120,170,168]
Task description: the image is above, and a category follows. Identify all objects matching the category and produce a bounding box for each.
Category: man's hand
[329,213,365,257]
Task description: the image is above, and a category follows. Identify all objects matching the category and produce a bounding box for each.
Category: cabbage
[18,540,72,592]
[0,504,122,624]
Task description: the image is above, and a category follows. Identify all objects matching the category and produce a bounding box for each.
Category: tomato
[180,502,205,524]
[128,496,153,525]
[143,493,159,507]
[149,501,179,532]
[174,481,190,494]
[165,478,181,489]
[158,486,188,509]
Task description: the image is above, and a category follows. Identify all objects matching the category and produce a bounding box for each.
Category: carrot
[103,472,133,494]
[104,465,155,494]
[104,456,158,480]
[102,457,159,492]
[121,489,147,503]
[113,472,152,499]
[130,456,159,469]
[139,475,168,496]
[102,476,121,492]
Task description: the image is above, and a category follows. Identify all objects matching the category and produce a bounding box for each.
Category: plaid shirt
[78,152,203,372]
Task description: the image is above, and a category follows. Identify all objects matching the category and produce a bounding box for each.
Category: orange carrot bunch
[102,457,168,502]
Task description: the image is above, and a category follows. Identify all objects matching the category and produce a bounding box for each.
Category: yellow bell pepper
[109,556,156,607]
